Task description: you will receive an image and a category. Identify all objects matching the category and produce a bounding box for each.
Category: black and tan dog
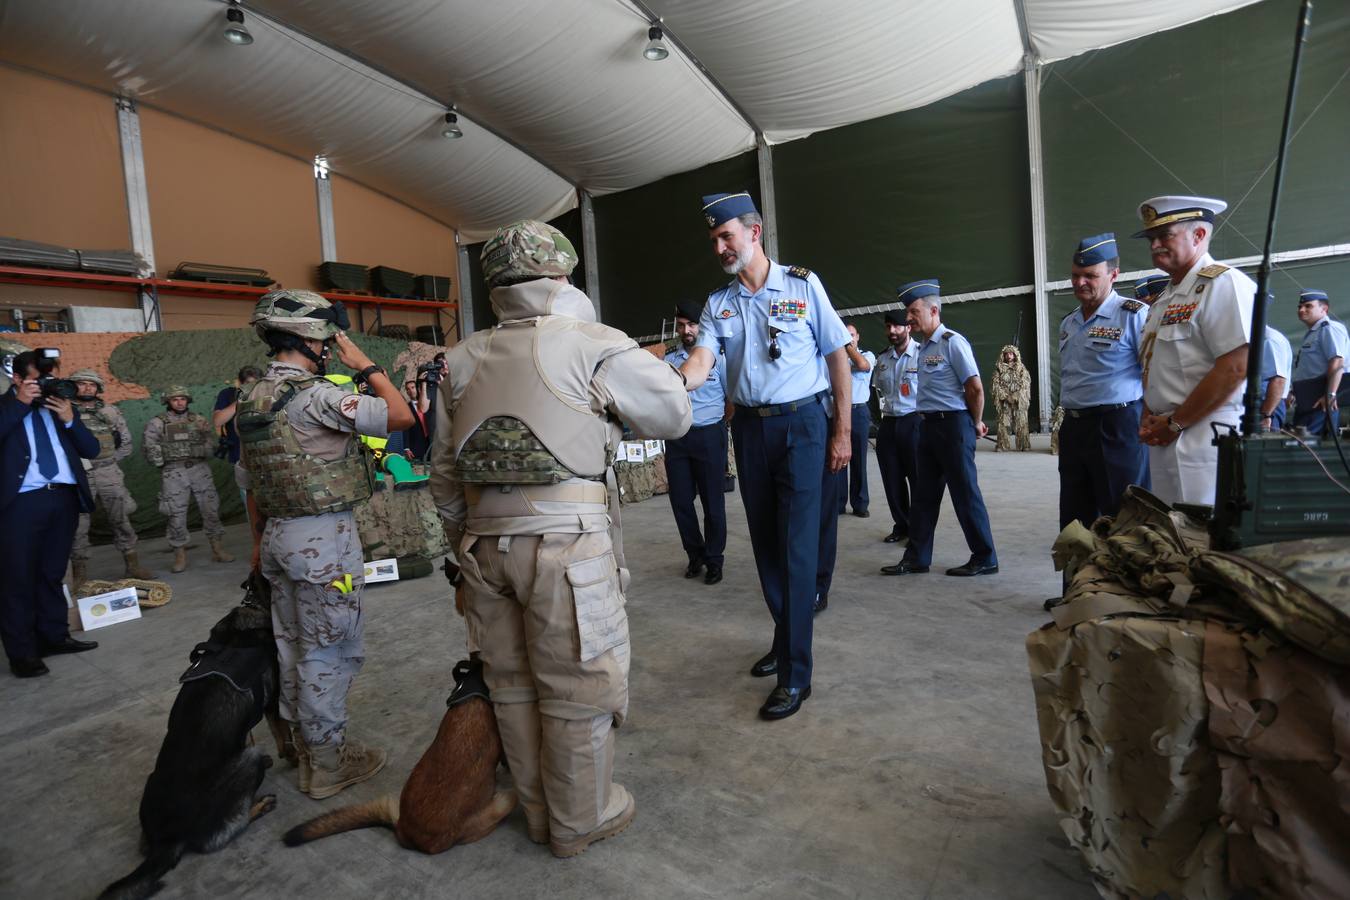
[100,571,287,900]
[282,657,515,854]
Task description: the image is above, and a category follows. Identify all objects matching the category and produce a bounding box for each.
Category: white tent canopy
[0,0,1257,239]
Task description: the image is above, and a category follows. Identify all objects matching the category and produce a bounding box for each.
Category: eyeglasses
[768,326,782,361]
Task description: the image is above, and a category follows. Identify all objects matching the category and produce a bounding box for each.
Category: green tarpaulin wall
[455,0,1348,428]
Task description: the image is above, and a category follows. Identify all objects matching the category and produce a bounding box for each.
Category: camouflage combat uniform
[992,344,1032,452]
[431,220,691,856]
[71,393,140,561]
[143,398,226,548]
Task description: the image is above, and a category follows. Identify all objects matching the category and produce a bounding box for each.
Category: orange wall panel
[0,67,128,250]
[139,107,319,289]
[331,176,455,279]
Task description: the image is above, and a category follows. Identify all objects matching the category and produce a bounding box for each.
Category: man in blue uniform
[881,281,997,577]
[664,300,728,585]
[1258,294,1293,431]
[1135,274,1169,306]
[871,309,919,543]
[1055,234,1150,530]
[679,191,852,721]
[1291,290,1347,436]
[836,323,874,517]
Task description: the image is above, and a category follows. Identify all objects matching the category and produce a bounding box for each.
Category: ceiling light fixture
[441,108,463,139]
[223,2,253,46]
[643,24,669,61]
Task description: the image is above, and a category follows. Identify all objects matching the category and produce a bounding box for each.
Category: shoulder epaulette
[786,265,812,280]
[1121,299,1145,312]
[1197,263,1229,279]
[941,331,955,340]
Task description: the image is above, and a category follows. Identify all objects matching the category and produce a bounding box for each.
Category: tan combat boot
[171,547,188,573]
[307,739,387,800]
[71,560,88,587]
[210,538,234,563]
[123,551,153,579]
[541,710,635,858]
[288,724,312,794]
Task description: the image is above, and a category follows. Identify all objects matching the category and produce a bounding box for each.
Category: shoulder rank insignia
[1121,299,1144,312]
[941,331,955,340]
[786,265,812,280]
[1197,263,1229,278]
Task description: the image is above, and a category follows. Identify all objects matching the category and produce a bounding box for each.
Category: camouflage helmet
[250,289,350,343]
[480,220,578,289]
[69,369,105,391]
[161,385,192,404]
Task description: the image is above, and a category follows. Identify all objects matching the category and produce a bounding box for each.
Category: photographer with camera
[401,354,445,460]
[0,349,102,678]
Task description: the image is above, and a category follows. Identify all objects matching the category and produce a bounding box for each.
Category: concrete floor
[0,437,1098,899]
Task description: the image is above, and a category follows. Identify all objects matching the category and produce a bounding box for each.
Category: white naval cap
[1132,195,1228,237]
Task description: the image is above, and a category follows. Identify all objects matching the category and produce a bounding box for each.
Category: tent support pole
[455,230,474,338]
[580,189,601,320]
[756,135,779,261]
[115,97,160,332]
[1023,55,1052,431]
[315,168,337,263]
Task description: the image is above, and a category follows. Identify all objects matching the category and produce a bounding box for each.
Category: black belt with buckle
[38,483,75,491]
[919,410,965,420]
[737,391,827,418]
[1064,402,1132,419]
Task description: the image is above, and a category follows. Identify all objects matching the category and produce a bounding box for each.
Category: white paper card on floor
[363,558,400,583]
[77,586,141,631]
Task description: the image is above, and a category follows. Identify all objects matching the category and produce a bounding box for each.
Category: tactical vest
[157,413,209,462]
[236,375,374,518]
[449,321,616,484]
[79,401,118,461]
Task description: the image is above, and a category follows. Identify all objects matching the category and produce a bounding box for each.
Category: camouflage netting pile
[86,328,425,542]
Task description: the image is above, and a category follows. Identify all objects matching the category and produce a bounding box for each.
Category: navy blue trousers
[0,485,80,661]
[1269,399,1287,431]
[876,413,919,534]
[818,419,840,600]
[665,422,728,566]
[1057,401,1150,530]
[1292,377,1340,435]
[904,413,996,568]
[835,404,871,513]
[732,401,825,690]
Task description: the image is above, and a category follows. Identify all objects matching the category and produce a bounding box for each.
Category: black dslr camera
[418,359,444,386]
[35,348,79,401]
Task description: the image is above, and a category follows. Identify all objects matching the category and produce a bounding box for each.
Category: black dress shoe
[880,559,929,575]
[703,564,723,585]
[39,637,99,656]
[883,528,907,543]
[759,685,811,720]
[10,657,49,678]
[749,650,777,678]
[683,559,704,579]
[852,509,870,518]
[812,593,828,616]
[946,560,999,577]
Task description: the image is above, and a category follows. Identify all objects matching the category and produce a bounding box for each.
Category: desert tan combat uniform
[71,399,142,568]
[237,362,386,761]
[992,344,1032,452]
[431,276,691,851]
[143,408,227,552]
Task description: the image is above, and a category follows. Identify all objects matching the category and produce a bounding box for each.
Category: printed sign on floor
[364,558,401,583]
[77,586,142,631]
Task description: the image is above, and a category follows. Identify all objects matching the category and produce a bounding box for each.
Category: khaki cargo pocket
[566,551,628,663]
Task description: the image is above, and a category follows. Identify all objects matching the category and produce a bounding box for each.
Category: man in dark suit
[1,350,102,677]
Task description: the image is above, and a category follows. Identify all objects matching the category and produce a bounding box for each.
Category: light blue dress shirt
[850,350,876,404]
[916,323,980,413]
[1057,291,1147,409]
[872,342,919,416]
[696,262,851,407]
[1260,326,1292,392]
[1293,317,1350,381]
[665,346,726,426]
[20,406,77,492]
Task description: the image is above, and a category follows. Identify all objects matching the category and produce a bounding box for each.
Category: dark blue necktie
[31,409,58,478]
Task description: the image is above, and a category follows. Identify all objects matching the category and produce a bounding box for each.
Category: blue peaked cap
[1299,289,1329,304]
[701,192,758,228]
[896,279,940,305]
[1074,233,1117,267]
[1134,274,1168,300]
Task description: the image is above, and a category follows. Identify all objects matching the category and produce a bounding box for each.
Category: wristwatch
[357,365,385,382]
[1166,415,1184,434]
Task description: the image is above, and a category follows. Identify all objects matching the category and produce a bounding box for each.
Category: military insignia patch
[1197,263,1230,278]
[1086,325,1123,340]
[1160,302,1198,327]
[1196,283,1206,294]
[923,355,945,366]
[704,213,716,228]
[717,309,737,319]
[1121,299,1144,312]
[769,299,808,319]
[786,265,812,280]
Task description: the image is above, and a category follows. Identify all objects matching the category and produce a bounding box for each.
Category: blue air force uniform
[664,301,729,573]
[1057,234,1150,529]
[836,346,876,514]
[891,281,997,572]
[1260,325,1293,430]
[1291,291,1348,436]
[871,310,920,540]
[696,211,850,692]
